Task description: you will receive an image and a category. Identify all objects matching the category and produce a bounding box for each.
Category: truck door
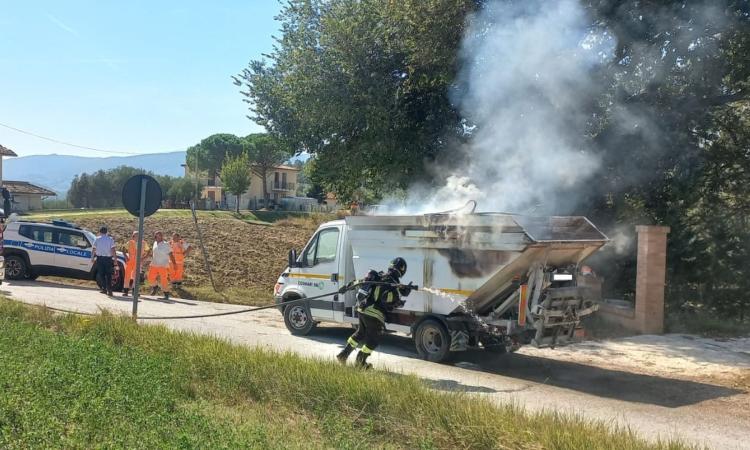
[290,226,342,321]
[54,229,93,276]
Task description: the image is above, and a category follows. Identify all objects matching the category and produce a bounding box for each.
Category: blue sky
[0,1,281,157]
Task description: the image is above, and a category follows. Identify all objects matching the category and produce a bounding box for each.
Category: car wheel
[283,299,316,336]
[414,319,451,362]
[5,256,27,280]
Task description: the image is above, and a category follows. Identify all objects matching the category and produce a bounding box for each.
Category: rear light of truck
[274,282,283,296]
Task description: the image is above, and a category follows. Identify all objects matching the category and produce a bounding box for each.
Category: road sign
[122,175,162,217]
[121,174,162,319]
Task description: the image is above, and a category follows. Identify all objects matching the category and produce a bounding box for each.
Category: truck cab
[274,220,366,334]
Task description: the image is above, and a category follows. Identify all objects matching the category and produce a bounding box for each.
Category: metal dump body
[346,213,608,316]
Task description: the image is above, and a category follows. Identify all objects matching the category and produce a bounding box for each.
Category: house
[185,163,300,209]
[3,180,56,212]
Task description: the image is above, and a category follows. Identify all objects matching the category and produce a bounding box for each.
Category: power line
[0,121,183,156]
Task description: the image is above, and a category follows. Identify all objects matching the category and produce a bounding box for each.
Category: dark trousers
[349,314,385,352]
[96,257,113,291]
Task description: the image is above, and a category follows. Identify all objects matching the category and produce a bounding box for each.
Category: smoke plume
[385,0,615,214]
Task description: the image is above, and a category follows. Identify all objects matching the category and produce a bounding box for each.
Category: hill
[4,151,187,194]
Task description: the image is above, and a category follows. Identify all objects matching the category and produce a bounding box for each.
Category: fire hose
[34,281,419,321]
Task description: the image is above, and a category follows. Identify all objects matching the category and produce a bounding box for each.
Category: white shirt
[93,235,115,257]
[151,240,172,267]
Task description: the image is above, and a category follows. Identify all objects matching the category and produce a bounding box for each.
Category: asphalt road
[3,280,748,449]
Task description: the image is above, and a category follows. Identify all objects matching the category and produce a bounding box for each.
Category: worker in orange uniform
[122,231,149,297]
[169,232,192,287]
[148,231,176,299]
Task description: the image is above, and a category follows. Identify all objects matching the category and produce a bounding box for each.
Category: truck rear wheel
[283,300,316,336]
[414,319,451,362]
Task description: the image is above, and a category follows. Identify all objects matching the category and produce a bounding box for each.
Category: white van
[274,213,607,362]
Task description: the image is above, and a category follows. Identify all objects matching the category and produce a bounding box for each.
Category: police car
[2,218,125,290]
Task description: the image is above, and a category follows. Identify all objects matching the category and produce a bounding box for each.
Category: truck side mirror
[288,249,298,268]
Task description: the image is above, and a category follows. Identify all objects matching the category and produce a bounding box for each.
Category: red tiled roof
[3,180,56,196]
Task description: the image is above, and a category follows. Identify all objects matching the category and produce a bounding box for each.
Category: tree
[245,133,292,206]
[67,166,199,209]
[167,177,202,205]
[220,152,252,213]
[67,173,91,208]
[186,133,245,182]
[234,0,477,202]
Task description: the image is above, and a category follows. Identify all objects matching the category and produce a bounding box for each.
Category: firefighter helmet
[389,257,407,277]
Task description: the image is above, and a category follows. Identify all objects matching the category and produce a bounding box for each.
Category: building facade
[186,164,300,209]
[3,180,56,212]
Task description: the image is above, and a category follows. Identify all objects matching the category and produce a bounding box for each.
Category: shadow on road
[305,325,744,408]
[6,279,100,291]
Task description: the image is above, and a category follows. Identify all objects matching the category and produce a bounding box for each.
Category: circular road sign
[122,174,162,217]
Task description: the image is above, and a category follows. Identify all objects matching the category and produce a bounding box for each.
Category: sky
[0,1,281,157]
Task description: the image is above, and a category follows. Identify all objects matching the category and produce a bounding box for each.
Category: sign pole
[131,178,148,319]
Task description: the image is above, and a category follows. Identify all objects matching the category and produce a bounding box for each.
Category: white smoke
[384,0,615,215]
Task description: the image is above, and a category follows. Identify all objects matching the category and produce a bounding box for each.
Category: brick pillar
[634,225,670,334]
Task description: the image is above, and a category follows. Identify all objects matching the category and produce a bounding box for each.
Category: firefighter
[169,232,192,287]
[122,231,149,296]
[336,257,412,369]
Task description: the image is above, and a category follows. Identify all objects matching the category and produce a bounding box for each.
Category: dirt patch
[521,334,750,389]
[70,214,315,295]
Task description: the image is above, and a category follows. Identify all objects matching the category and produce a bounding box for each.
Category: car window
[18,225,32,240]
[28,226,55,244]
[314,228,339,264]
[58,230,89,248]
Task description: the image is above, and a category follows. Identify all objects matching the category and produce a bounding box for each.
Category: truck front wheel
[414,319,451,362]
[283,300,316,336]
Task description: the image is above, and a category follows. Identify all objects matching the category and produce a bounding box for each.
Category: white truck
[274,212,608,362]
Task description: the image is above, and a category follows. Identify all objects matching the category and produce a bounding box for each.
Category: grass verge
[25,208,335,228]
[666,312,750,338]
[0,298,685,450]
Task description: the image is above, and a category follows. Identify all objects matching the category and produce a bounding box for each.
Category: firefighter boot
[336,344,355,364]
[122,288,129,296]
[355,351,372,370]
[150,286,158,296]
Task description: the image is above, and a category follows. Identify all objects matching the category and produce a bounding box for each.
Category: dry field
[31,210,326,304]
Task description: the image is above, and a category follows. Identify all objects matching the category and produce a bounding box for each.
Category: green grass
[0,298,686,450]
[25,208,239,221]
[666,311,750,338]
[25,208,334,228]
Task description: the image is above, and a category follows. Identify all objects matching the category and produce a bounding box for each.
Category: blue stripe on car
[4,239,93,259]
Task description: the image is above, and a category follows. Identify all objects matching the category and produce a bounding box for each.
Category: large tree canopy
[186,133,246,180]
[234,0,478,200]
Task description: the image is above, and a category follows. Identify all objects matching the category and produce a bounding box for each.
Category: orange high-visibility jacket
[171,240,189,265]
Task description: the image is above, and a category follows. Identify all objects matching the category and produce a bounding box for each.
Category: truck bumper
[273,295,284,312]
